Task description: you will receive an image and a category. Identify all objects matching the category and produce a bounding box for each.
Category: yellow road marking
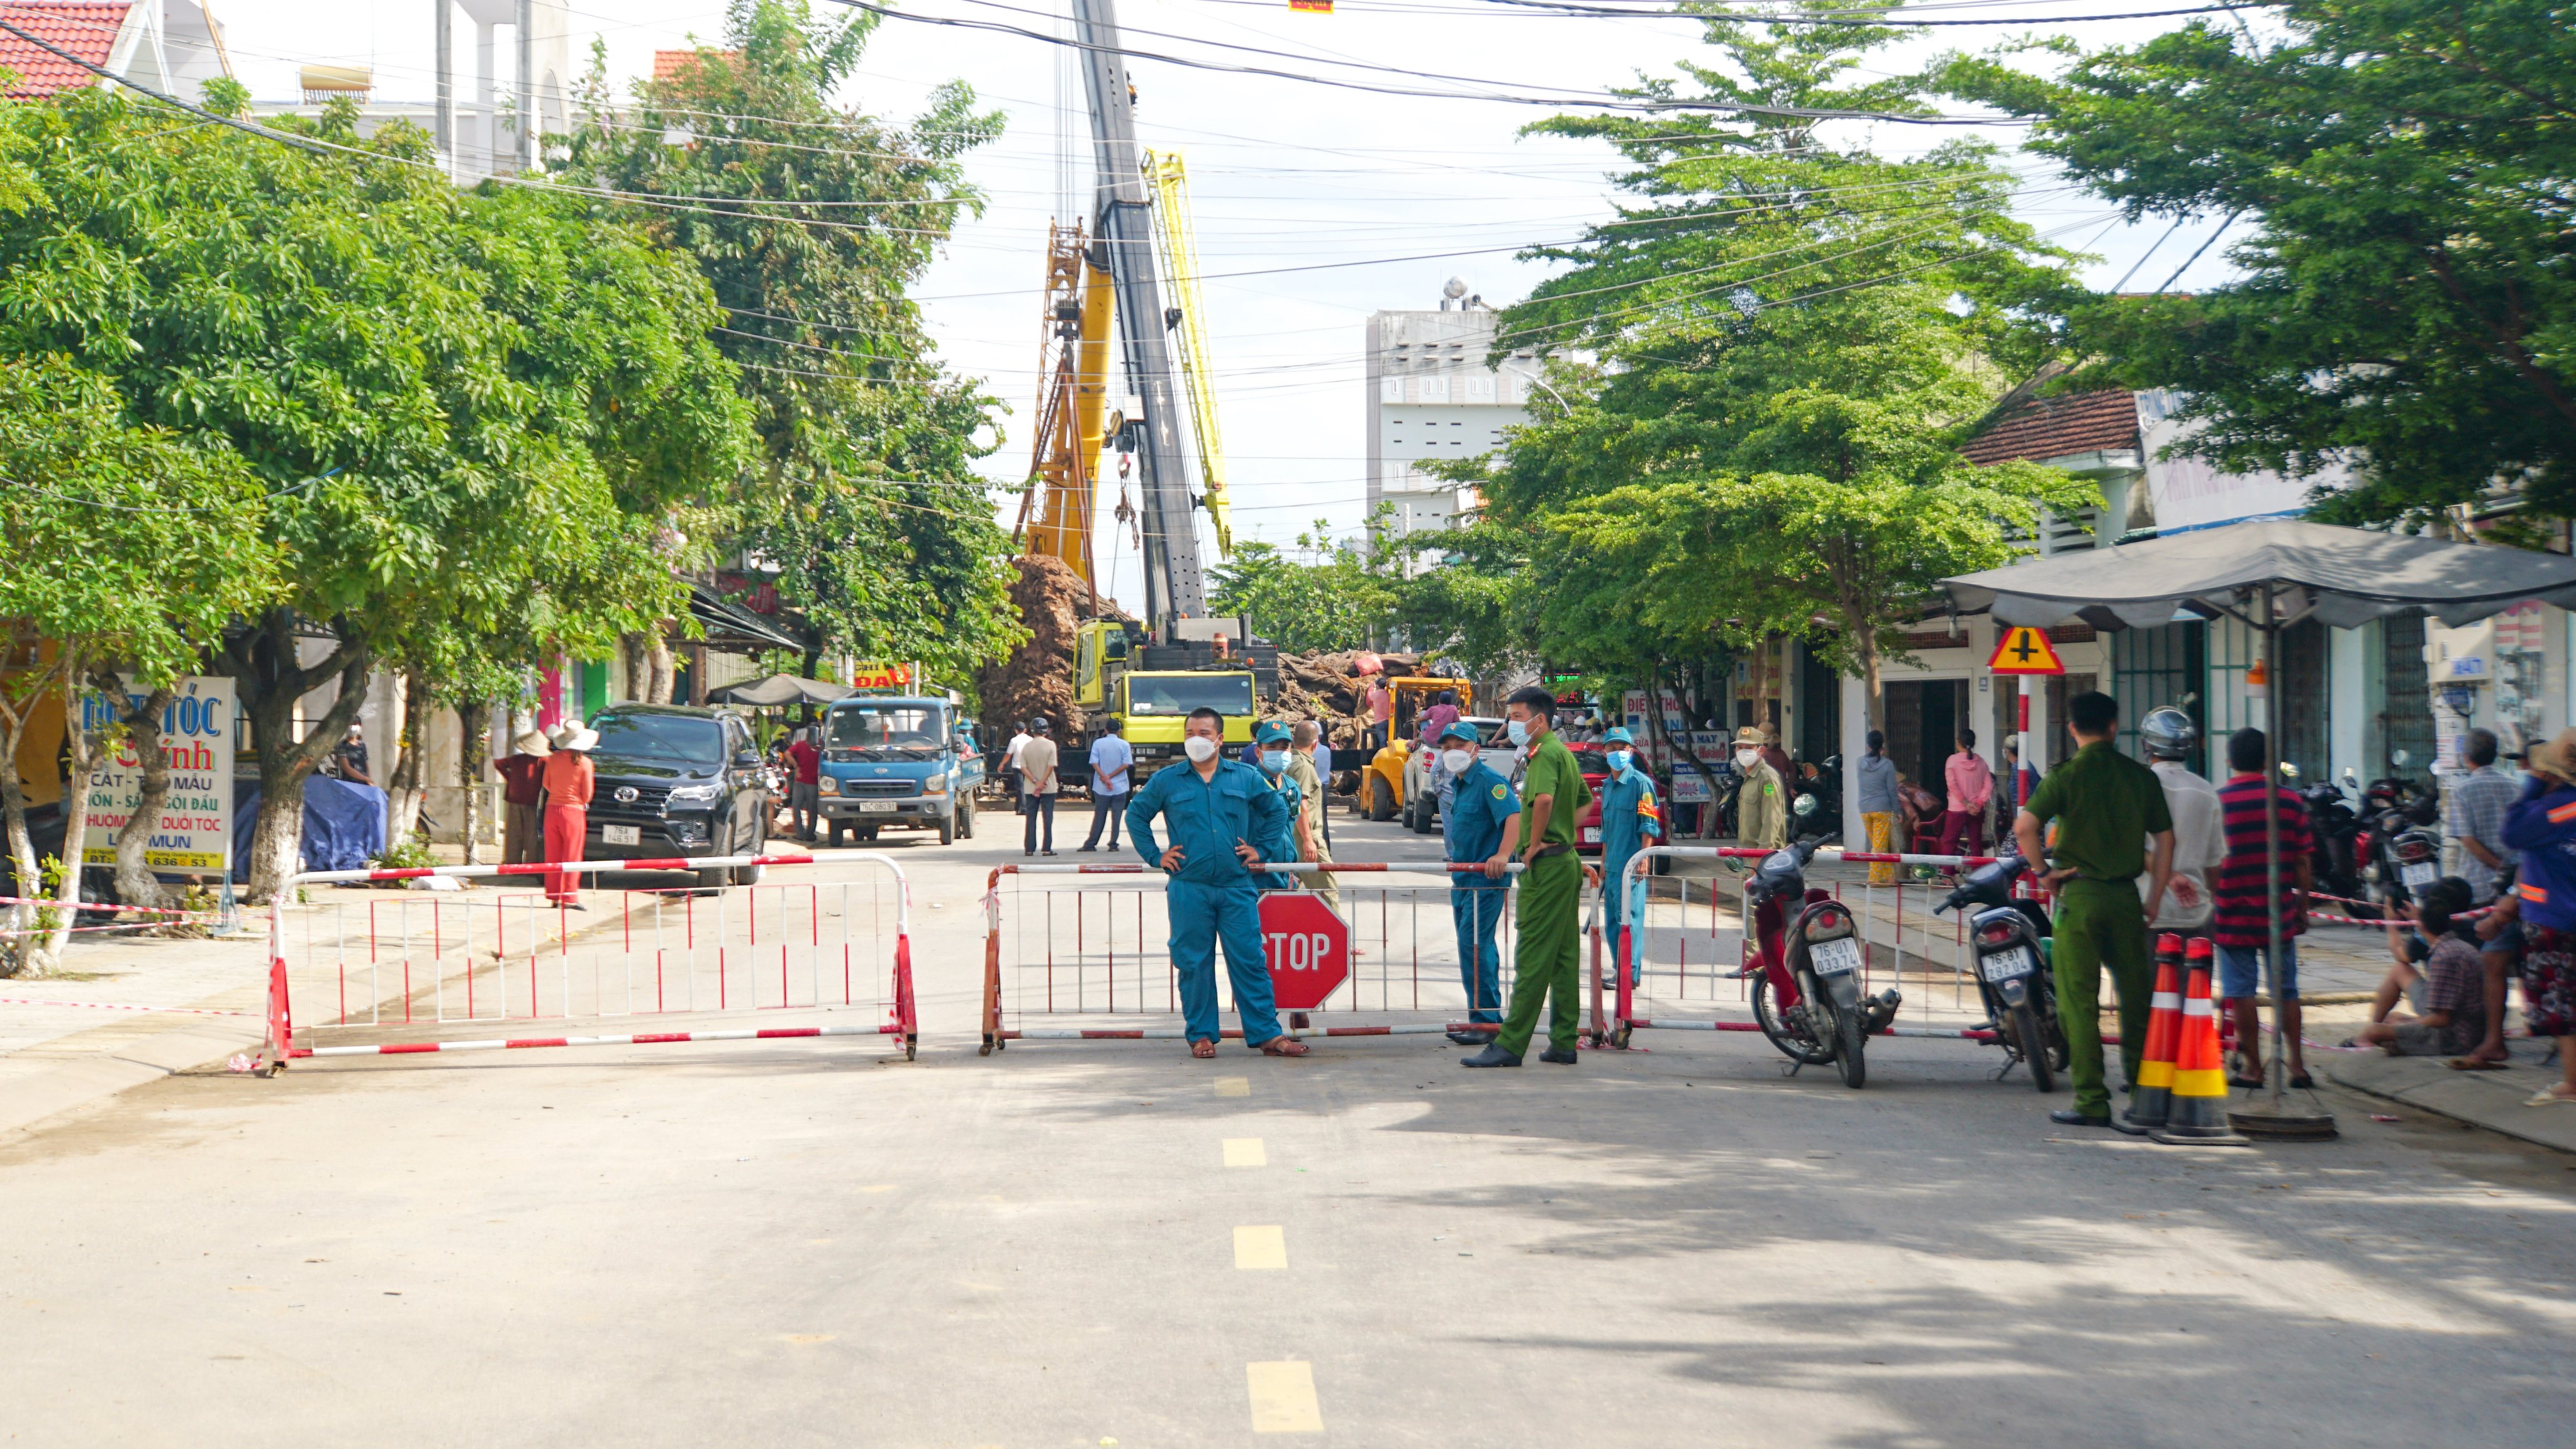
[780,1334,834,1345]
[1224,1137,1267,1167]
[1246,1360,1322,1433]
[1234,1225,1287,1270]
[1215,1075,1251,1097]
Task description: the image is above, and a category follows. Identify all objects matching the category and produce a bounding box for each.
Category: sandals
[1256,1036,1310,1057]
[2449,1057,2510,1072]
[2524,1086,2576,1108]
[1190,1039,1218,1059]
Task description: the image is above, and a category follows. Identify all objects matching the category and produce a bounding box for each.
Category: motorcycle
[2296,767,2366,905]
[2355,761,2442,913]
[1731,835,1900,1088]
[1933,852,2067,1091]
[1788,753,1844,845]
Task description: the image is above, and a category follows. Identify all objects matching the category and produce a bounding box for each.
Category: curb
[0,1016,264,1141]
[2315,1052,2576,1155]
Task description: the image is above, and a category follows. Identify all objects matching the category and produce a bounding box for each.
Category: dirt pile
[975,555,1101,744]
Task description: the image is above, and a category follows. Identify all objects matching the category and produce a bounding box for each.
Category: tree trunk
[456,697,491,866]
[218,611,372,904]
[621,630,650,705]
[34,648,100,972]
[1747,634,1774,741]
[96,673,176,913]
[385,671,427,844]
[647,631,675,704]
[0,656,66,978]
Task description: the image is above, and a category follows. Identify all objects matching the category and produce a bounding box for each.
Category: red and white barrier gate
[976,860,1534,1053]
[261,852,916,1070]
[1600,845,2048,1048]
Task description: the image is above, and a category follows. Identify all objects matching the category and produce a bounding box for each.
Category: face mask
[1735,750,1760,769]
[1440,749,1475,775]
[1184,736,1218,764]
[1259,749,1288,775]
[1607,750,1632,774]
[1505,718,1530,747]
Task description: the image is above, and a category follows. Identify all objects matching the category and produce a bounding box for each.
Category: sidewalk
[2315,1036,2576,1154]
[0,923,271,1137]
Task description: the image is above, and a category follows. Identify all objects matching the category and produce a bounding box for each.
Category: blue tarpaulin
[232,775,388,882]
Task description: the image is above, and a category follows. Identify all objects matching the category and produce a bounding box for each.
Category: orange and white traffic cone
[2151,938,2250,1146]
[2117,934,2186,1136]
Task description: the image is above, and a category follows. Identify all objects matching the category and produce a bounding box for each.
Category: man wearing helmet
[2139,706,2226,940]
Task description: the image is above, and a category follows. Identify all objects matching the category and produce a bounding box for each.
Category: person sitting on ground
[2454,889,2528,1070]
[2359,891,2488,1058]
[2369,876,2474,1024]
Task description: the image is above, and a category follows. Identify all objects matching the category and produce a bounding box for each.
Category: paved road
[5,801,2573,1446]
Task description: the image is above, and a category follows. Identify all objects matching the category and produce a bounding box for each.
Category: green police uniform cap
[1255,721,1294,745]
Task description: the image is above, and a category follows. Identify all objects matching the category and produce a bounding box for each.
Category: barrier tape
[295,1023,898,1057]
[0,894,224,919]
[0,996,252,1017]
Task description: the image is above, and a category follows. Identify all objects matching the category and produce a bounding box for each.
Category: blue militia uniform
[1597,762,1661,985]
[1259,770,1302,891]
[1127,759,1291,1044]
[1442,759,1520,1023]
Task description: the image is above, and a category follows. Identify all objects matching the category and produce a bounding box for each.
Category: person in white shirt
[1003,722,1032,809]
[1018,718,1061,856]
[2138,707,2225,933]
[1081,721,1134,852]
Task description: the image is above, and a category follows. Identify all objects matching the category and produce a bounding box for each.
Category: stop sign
[1258,892,1350,1010]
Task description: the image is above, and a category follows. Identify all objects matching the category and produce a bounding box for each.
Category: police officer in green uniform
[2014,691,2175,1128]
[1464,687,1596,1068]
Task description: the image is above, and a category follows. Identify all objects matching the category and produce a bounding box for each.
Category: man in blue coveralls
[1595,727,1663,987]
[1127,708,1310,1059]
[1436,719,1519,1043]
[1252,720,1303,891]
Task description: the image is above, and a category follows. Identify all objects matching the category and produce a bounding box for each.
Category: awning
[686,582,808,655]
[1941,519,2576,631]
[706,672,854,708]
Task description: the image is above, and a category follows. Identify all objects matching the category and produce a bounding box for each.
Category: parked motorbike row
[2292,748,2442,917]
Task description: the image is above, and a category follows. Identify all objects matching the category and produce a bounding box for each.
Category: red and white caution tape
[0,996,252,1017]
[289,1021,899,1058]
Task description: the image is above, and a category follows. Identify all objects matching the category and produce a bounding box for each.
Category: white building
[1366,282,1537,573]
[242,1,574,183]
[0,1,233,103]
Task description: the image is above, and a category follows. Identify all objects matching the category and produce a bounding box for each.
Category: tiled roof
[652,48,740,82]
[0,2,130,98]
[1961,388,2140,467]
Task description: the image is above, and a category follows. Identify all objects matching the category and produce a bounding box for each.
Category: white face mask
[1184,735,1219,764]
[1735,750,1760,769]
[1440,748,1475,775]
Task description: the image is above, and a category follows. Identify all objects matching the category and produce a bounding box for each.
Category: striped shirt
[2445,765,2519,903]
[2214,776,2313,948]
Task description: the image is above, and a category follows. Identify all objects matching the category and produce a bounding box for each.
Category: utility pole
[1069,0,1207,635]
[434,0,453,172]
[514,0,534,170]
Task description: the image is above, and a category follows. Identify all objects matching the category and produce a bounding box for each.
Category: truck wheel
[958,799,976,840]
[939,809,956,845]
[827,820,845,847]
[858,823,880,842]
[1368,774,1395,822]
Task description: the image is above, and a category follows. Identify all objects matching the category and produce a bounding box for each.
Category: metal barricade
[1603,845,2037,1048]
[976,860,1547,1053]
[260,852,916,1070]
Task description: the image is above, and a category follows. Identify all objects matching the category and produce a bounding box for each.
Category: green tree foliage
[1207,521,1402,653]
[1942,0,2576,521]
[1419,8,2094,731]
[562,0,1022,686]
[0,358,280,972]
[0,88,748,899]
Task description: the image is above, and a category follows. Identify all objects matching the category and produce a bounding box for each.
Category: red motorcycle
[1729,837,1900,1088]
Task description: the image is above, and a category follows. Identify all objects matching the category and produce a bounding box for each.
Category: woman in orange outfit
[540,723,598,908]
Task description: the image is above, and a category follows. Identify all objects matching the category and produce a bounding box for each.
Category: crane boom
[1070,0,1207,629]
[1015,221,1113,600]
[1144,150,1234,557]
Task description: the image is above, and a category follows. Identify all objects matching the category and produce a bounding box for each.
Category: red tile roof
[0,2,130,99]
[1960,388,2141,467]
[652,48,740,83]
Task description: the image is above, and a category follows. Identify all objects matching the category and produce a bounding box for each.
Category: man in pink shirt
[1938,728,1992,858]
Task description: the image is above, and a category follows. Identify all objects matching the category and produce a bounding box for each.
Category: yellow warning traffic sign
[1988,626,2066,675]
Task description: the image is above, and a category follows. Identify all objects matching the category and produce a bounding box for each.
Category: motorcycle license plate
[2400,860,2437,889]
[1581,828,1602,845]
[602,824,640,846]
[1980,946,2034,983]
[860,801,899,814]
[1809,937,1863,976]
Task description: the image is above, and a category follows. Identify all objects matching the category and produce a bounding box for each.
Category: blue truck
[814,694,984,847]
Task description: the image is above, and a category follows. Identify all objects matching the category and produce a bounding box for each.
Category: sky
[205,0,2255,613]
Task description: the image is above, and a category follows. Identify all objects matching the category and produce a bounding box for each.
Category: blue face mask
[1259,749,1288,775]
[1505,718,1530,747]
[1607,750,1632,774]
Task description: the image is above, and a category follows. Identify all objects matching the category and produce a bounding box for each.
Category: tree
[1941,0,2576,523]
[561,0,1023,690]
[0,88,749,900]
[0,357,279,974]
[1208,521,1403,653]
[1419,7,2094,736]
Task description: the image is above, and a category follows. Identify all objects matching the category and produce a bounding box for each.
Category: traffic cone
[2151,939,2250,1146]
[2117,935,2186,1135]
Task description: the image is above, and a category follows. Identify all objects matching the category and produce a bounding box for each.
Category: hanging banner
[79,675,235,872]
[850,662,917,690]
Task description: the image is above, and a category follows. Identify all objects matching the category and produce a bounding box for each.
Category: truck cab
[1071,618,1259,787]
[815,695,984,846]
